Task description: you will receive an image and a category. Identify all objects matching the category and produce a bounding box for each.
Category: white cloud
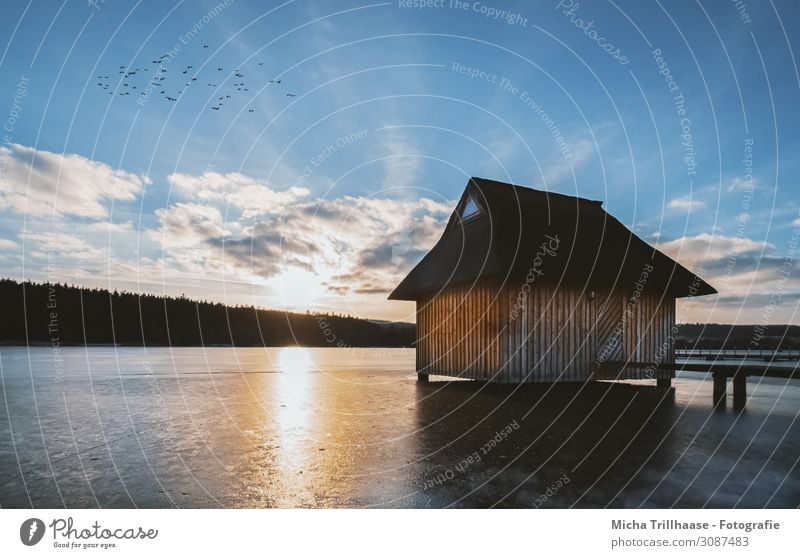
[0,238,19,250]
[658,232,800,323]
[0,143,149,217]
[20,230,110,273]
[167,171,310,219]
[668,196,705,212]
[154,203,229,240]
[659,232,772,270]
[85,221,135,234]
[727,177,757,192]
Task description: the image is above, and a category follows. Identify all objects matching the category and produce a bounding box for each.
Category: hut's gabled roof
[388,177,716,300]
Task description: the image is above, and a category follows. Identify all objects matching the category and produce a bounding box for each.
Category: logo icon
[20,518,45,546]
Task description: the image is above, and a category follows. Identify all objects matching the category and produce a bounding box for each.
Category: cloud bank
[0,143,149,218]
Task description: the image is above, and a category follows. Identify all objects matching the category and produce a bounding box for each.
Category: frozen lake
[0,346,798,508]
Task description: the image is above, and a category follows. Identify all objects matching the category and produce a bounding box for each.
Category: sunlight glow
[274,266,324,309]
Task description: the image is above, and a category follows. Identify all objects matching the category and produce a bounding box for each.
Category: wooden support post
[417,372,429,384]
[713,372,727,409]
[657,378,672,389]
[733,372,747,409]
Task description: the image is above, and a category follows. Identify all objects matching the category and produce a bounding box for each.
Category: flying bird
[286,93,296,97]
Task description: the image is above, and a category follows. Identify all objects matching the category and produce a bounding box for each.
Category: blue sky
[0,0,798,323]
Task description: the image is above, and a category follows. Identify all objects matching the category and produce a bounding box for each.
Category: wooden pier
[674,348,800,361]
[677,362,799,409]
[599,360,799,410]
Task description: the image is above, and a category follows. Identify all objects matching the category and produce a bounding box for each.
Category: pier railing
[674,348,800,361]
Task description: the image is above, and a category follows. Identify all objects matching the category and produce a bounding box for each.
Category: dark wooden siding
[416,282,676,382]
[417,281,503,379]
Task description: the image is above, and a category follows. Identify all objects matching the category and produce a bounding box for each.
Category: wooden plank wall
[618,294,676,380]
[594,291,626,364]
[500,283,597,383]
[416,282,676,383]
[416,281,503,380]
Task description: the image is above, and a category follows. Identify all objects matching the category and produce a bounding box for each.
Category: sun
[273,266,324,309]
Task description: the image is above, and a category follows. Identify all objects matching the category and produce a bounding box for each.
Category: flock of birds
[94,44,296,113]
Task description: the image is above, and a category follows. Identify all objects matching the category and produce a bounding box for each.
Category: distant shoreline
[0,278,415,348]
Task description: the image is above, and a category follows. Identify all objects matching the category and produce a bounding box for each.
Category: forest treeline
[1,279,796,350]
[0,279,415,347]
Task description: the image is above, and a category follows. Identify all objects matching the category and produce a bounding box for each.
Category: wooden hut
[389,177,716,385]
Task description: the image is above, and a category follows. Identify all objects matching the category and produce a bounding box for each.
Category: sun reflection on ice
[273,347,318,506]
[276,347,315,430]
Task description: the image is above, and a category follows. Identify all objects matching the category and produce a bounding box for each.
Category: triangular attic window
[461,196,480,219]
